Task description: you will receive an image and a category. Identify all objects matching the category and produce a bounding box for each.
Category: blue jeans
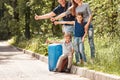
[74,37,87,63]
[88,24,95,59]
[62,25,74,34]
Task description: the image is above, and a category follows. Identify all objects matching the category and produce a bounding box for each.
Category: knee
[88,34,93,40]
[59,55,64,60]
[68,56,72,59]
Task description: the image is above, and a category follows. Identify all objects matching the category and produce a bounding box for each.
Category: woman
[52,0,95,63]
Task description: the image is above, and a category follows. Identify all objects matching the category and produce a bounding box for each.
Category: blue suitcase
[48,44,62,71]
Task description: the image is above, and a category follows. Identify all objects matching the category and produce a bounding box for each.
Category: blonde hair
[64,32,72,40]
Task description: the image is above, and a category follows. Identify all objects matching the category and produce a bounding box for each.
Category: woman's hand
[85,24,89,31]
[50,17,56,22]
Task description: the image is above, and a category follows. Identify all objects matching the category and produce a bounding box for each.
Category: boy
[46,33,74,73]
[54,12,87,65]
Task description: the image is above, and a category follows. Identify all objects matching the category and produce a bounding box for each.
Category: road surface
[0,41,89,80]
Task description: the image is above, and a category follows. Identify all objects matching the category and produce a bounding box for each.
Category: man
[34,0,75,34]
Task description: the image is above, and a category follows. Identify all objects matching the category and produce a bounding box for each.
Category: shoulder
[83,22,87,26]
[54,4,62,10]
[69,42,73,46]
[83,3,89,6]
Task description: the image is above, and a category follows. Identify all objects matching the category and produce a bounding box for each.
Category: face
[58,0,66,5]
[73,0,82,4]
[64,35,71,43]
[76,15,83,22]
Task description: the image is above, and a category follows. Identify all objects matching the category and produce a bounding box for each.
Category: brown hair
[70,0,78,16]
[76,12,84,23]
[70,0,82,16]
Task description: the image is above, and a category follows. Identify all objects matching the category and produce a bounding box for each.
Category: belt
[64,24,73,26]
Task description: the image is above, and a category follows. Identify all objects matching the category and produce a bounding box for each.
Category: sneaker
[90,59,94,64]
[76,62,80,65]
[53,68,58,72]
[84,62,87,66]
[65,68,70,73]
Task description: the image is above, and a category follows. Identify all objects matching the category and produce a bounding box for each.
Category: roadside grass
[84,36,120,76]
[9,35,120,76]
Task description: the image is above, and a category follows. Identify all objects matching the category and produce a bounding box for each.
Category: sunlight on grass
[10,35,120,76]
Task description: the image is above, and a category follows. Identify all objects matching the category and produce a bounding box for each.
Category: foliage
[10,34,48,56]
[83,36,120,75]
[1,0,120,75]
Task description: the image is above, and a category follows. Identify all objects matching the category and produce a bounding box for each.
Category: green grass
[9,35,120,76]
[84,36,120,76]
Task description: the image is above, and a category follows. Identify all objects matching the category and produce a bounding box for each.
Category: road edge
[11,45,120,80]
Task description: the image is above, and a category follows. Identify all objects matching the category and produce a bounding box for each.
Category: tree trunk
[13,0,19,21]
[25,2,31,39]
[51,0,56,35]
[0,3,4,20]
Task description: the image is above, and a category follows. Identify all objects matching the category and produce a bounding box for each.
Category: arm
[46,39,62,44]
[55,12,66,20]
[54,21,74,25]
[34,12,56,20]
[51,6,72,21]
[85,3,93,29]
[71,48,74,55]
[85,15,92,30]
[82,26,88,42]
[50,12,66,21]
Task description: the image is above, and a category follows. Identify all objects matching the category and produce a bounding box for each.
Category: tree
[25,1,31,39]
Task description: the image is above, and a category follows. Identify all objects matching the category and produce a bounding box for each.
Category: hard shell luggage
[48,44,62,71]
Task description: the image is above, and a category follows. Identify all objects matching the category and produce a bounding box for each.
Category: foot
[84,62,87,66]
[90,58,94,64]
[76,62,80,65]
[65,68,71,73]
[53,68,58,72]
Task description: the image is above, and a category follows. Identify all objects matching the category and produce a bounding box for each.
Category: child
[54,12,87,65]
[46,33,74,73]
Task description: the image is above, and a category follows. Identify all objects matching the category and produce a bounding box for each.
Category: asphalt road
[0,41,89,80]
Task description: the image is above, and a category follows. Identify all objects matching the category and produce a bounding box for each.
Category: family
[35,0,95,73]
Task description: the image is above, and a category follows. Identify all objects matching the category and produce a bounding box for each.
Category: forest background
[0,0,120,75]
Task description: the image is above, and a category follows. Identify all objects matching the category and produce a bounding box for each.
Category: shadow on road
[0,45,19,52]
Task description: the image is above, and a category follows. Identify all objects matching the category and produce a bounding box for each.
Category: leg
[56,54,67,70]
[88,26,95,59]
[79,37,87,62]
[67,54,73,69]
[74,37,82,63]
[64,25,74,34]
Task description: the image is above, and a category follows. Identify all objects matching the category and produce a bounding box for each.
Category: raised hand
[50,17,56,22]
[34,14,40,20]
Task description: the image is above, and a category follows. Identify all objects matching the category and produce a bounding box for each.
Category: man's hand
[34,14,40,20]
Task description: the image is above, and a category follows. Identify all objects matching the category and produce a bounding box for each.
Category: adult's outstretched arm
[34,12,56,20]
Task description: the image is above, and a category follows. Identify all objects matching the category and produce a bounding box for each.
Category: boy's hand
[46,39,50,44]
[54,21,59,25]
[82,37,85,43]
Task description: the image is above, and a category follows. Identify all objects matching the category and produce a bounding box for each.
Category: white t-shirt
[62,41,73,55]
